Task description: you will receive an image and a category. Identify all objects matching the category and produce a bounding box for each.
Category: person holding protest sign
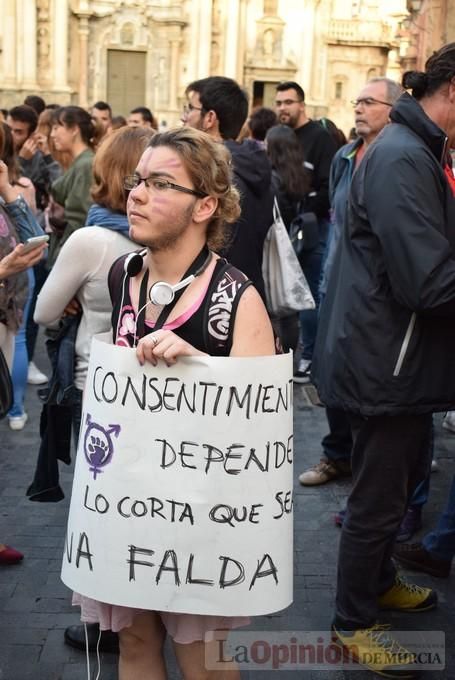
[33,125,155,654]
[73,127,276,680]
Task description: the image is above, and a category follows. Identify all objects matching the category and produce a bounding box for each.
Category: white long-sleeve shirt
[35,226,134,390]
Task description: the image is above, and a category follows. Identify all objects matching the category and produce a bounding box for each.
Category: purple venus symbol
[83,413,121,480]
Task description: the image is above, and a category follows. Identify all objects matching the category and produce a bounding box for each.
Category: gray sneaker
[442,411,455,433]
[293,359,312,384]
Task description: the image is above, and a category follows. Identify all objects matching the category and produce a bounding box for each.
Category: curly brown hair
[147,127,240,251]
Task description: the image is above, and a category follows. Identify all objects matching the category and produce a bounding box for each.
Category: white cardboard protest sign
[61,334,293,616]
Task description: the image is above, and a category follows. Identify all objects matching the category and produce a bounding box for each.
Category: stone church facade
[0,0,428,135]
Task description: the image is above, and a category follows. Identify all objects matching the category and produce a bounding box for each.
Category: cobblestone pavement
[0,340,454,679]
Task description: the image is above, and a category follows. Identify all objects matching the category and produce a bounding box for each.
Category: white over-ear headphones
[148,276,198,306]
[123,248,212,306]
[116,247,212,346]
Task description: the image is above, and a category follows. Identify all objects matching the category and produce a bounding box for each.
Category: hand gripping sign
[61,334,293,616]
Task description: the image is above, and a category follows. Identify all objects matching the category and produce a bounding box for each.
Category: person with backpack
[75,126,274,680]
[265,123,311,352]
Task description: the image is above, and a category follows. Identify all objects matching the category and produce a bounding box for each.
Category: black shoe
[64,623,119,654]
[293,359,312,384]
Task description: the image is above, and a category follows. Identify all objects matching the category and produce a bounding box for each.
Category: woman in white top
[34,126,155,433]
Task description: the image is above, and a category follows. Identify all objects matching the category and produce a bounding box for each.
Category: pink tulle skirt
[72,593,250,644]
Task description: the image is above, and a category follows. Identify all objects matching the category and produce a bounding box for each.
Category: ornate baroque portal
[0,0,415,134]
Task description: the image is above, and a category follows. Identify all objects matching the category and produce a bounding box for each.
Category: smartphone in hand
[21,235,49,254]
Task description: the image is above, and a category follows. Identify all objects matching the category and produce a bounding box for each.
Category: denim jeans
[334,412,432,630]
[423,474,455,561]
[9,268,35,418]
[298,219,329,362]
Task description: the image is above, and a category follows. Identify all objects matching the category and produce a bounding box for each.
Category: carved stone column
[18,0,38,88]
[224,0,239,79]
[2,0,18,87]
[76,12,91,107]
[300,1,316,96]
[197,0,213,77]
[169,39,180,110]
[51,0,69,91]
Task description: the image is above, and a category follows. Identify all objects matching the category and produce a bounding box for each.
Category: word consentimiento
[92,366,293,420]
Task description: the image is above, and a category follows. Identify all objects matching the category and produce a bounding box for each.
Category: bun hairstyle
[402,42,455,99]
[402,71,429,99]
[52,105,104,150]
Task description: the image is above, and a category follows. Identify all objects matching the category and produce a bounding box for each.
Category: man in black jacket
[182,76,273,301]
[312,43,455,676]
[275,81,337,383]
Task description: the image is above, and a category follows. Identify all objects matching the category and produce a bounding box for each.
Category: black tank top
[109,256,252,357]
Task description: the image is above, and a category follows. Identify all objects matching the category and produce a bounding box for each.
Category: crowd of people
[1,41,455,679]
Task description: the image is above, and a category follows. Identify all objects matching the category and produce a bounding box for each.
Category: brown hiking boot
[393,542,451,578]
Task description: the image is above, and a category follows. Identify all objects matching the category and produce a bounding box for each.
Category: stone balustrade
[327,18,393,46]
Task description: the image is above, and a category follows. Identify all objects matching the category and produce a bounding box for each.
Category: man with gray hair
[299,78,403,486]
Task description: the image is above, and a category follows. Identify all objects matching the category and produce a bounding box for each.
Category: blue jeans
[423,474,455,561]
[298,219,329,361]
[408,419,434,509]
[9,268,35,418]
[322,407,352,464]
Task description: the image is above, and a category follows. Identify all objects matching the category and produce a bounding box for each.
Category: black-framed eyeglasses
[182,103,203,115]
[351,97,392,108]
[275,99,303,107]
[124,174,207,198]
